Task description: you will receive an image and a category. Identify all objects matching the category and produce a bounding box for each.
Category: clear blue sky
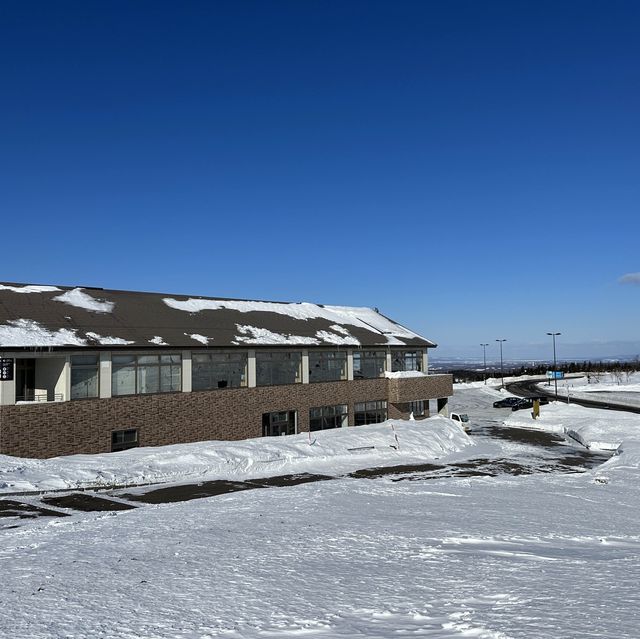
[1,1,639,360]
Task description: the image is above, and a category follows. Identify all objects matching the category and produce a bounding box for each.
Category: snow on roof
[0,319,86,347]
[0,284,61,294]
[0,283,436,349]
[163,298,425,344]
[53,288,115,313]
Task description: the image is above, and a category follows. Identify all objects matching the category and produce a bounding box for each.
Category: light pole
[496,339,506,389]
[480,343,489,384]
[547,332,561,400]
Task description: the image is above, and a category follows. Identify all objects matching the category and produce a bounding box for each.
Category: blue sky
[1,1,639,360]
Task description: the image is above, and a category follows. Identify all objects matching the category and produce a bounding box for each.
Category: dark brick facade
[0,374,453,459]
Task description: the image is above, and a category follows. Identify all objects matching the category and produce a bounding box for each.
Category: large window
[353,351,386,379]
[192,352,247,391]
[309,404,348,431]
[354,400,387,426]
[71,355,99,399]
[256,351,302,386]
[309,351,347,383]
[112,354,181,396]
[392,350,423,372]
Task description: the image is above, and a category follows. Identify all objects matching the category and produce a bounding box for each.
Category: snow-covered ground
[2,383,640,638]
[0,419,476,494]
[536,371,640,409]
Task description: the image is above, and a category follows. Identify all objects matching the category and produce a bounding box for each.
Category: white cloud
[619,273,640,285]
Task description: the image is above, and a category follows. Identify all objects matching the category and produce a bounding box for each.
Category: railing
[16,392,64,403]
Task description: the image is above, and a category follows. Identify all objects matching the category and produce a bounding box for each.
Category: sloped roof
[0,283,436,350]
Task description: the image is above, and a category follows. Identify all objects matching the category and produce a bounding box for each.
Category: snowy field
[2,383,640,638]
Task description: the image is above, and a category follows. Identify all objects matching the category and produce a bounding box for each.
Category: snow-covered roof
[0,282,437,349]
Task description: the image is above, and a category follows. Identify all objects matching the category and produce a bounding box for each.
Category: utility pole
[547,332,561,401]
[480,343,489,384]
[496,339,507,389]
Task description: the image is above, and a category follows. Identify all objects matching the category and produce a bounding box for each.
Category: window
[309,404,348,431]
[192,352,247,391]
[409,400,425,417]
[71,355,99,399]
[309,351,347,383]
[256,351,302,386]
[111,428,138,452]
[392,350,423,372]
[112,354,181,396]
[262,411,297,436]
[354,400,387,425]
[353,351,386,379]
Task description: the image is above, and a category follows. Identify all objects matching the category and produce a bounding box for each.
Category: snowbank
[0,417,474,494]
[505,401,640,452]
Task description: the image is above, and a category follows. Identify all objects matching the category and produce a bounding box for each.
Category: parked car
[493,397,521,408]
[450,412,471,431]
[511,397,549,411]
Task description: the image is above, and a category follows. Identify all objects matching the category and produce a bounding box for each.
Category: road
[506,376,640,414]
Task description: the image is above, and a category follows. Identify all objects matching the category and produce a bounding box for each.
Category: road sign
[0,358,14,381]
[546,371,564,380]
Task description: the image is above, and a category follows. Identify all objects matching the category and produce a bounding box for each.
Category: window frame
[111,353,182,397]
[308,350,348,383]
[191,350,248,391]
[255,350,302,387]
[70,354,100,400]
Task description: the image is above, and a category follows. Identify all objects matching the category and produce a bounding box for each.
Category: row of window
[112,400,391,452]
[70,349,425,399]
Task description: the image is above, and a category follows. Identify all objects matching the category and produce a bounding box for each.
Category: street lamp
[480,343,489,385]
[547,332,561,400]
[496,339,507,389]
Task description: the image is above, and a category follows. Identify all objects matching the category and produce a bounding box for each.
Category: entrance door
[15,359,35,402]
[262,411,297,437]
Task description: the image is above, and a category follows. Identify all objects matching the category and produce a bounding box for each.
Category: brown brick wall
[0,374,453,459]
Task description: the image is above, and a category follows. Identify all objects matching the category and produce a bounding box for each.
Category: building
[0,283,453,458]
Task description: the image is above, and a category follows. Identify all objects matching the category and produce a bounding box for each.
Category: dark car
[511,396,550,411]
[493,397,521,408]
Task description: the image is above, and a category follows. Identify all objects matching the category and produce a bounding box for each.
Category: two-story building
[0,283,453,458]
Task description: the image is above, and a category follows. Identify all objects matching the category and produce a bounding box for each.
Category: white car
[450,412,471,431]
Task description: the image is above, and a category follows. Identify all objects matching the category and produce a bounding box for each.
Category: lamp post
[480,343,489,385]
[547,332,561,400]
[496,339,506,389]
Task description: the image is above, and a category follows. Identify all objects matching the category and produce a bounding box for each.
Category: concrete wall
[34,357,67,401]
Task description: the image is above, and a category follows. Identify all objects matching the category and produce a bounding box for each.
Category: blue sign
[546,371,564,380]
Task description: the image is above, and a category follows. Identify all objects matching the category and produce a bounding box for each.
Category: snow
[163,298,427,343]
[384,370,427,379]
[234,324,318,345]
[0,418,473,493]
[52,288,115,313]
[0,319,86,346]
[185,332,211,345]
[85,332,134,346]
[148,336,168,346]
[506,400,639,451]
[2,385,640,638]
[0,284,61,293]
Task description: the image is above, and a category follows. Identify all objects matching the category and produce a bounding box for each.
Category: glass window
[71,354,99,400]
[391,350,423,372]
[354,400,387,426]
[353,351,386,379]
[309,404,348,431]
[112,354,181,396]
[309,351,347,383]
[409,400,425,416]
[192,352,247,391]
[256,352,302,386]
[111,428,139,452]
